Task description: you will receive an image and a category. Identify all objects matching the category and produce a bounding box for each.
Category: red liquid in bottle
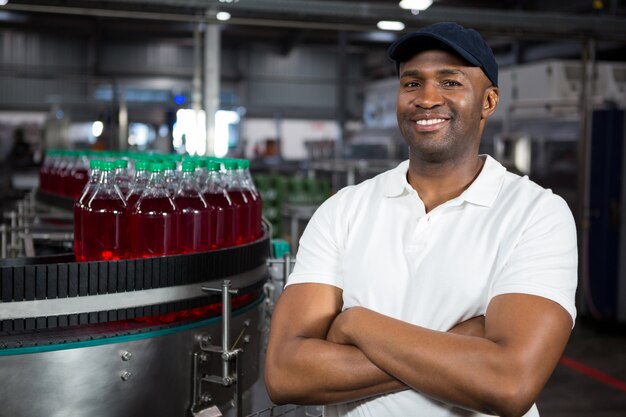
[81,198,129,261]
[73,201,84,261]
[39,163,51,193]
[126,192,141,211]
[228,188,250,245]
[48,160,62,195]
[131,197,179,258]
[175,196,211,253]
[246,190,263,240]
[204,192,235,248]
[57,161,72,197]
[69,168,89,200]
[73,160,102,261]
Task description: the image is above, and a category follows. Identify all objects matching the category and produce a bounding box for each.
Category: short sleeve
[285,194,344,289]
[490,194,578,325]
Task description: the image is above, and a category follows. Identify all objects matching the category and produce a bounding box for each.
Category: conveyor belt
[0,234,270,334]
[0,289,264,350]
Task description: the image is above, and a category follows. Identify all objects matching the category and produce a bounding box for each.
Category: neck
[407,154,485,213]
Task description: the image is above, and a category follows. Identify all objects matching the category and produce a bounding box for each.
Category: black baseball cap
[387,22,498,87]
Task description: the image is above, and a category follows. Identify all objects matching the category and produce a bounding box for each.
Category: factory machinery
[0,191,318,417]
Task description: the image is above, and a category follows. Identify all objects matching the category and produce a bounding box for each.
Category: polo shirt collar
[460,155,506,207]
[383,155,506,207]
[384,160,412,198]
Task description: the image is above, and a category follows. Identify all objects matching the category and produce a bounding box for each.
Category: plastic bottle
[131,162,180,258]
[125,160,150,209]
[52,150,71,195]
[194,157,209,190]
[59,151,78,197]
[114,159,132,196]
[39,149,57,193]
[202,161,235,248]
[237,159,263,240]
[163,160,180,196]
[73,159,102,261]
[78,160,129,261]
[68,151,90,200]
[175,160,212,253]
[223,160,250,245]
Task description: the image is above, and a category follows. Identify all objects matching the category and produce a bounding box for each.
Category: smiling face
[396,49,499,164]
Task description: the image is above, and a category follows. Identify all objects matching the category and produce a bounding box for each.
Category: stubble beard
[399,114,483,164]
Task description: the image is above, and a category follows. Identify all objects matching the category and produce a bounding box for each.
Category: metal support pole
[1,224,7,259]
[577,38,598,318]
[193,22,203,156]
[201,280,239,385]
[221,279,232,384]
[118,88,128,151]
[17,201,24,231]
[204,20,221,156]
[282,253,292,281]
[335,31,347,160]
[619,109,626,322]
[9,211,17,257]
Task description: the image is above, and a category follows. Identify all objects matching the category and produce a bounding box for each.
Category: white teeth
[415,118,446,125]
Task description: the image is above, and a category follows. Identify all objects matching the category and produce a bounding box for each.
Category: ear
[481,87,499,119]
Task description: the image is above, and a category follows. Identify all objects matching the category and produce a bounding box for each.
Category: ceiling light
[399,0,433,11]
[377,21,405,31]
[216,11,231,21]
[0,0,9,6]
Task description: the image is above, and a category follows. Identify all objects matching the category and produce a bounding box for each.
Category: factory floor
[246,317,626,417]
[538,317,626,416]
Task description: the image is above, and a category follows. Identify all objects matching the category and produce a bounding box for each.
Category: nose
[412,82,444,109]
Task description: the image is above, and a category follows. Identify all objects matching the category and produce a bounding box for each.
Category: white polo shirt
[286,155,577,417]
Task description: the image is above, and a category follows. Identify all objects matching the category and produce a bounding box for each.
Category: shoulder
[315,161,407,217]
[498,169,573,221]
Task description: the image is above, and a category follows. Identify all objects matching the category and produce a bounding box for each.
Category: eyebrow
[400,68,470,79]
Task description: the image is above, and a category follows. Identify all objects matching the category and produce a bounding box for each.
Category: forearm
[349,316,505,414]
[265,334,405,405]
[337,302,571,417]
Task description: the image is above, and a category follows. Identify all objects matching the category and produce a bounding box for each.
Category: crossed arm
[264,283,572,417]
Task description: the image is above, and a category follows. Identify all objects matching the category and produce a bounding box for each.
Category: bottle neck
[204,170,224,193]
[89,169,101,183]
[223,169,239,189]
[133,170,149,183]
[148,171,165,187]
[100,170,116,185]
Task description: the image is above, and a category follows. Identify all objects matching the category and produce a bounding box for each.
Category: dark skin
[396,50,499,212]
[265,49,572,416]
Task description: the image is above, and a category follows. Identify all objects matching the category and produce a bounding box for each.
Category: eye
[442,80,462,87]
[403,80,420,88]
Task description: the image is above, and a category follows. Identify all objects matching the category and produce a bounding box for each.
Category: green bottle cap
[164,160,177,170]
[223,160,238,170]
[89,159,101,169]
[237,159,250,169]
[135,160,149,171]
[181,160,196,172]
[149,162,164,172]
[114,159,128,169]
[101,160,115,171]
[207,161,221,171]
[195,158,208,168]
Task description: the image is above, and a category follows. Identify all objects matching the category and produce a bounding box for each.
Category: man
[265,22,577,417]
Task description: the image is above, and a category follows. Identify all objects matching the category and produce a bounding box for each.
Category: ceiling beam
[4,0,626,42]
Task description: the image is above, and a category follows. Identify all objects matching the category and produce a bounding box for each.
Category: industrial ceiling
[2,1,626,42]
